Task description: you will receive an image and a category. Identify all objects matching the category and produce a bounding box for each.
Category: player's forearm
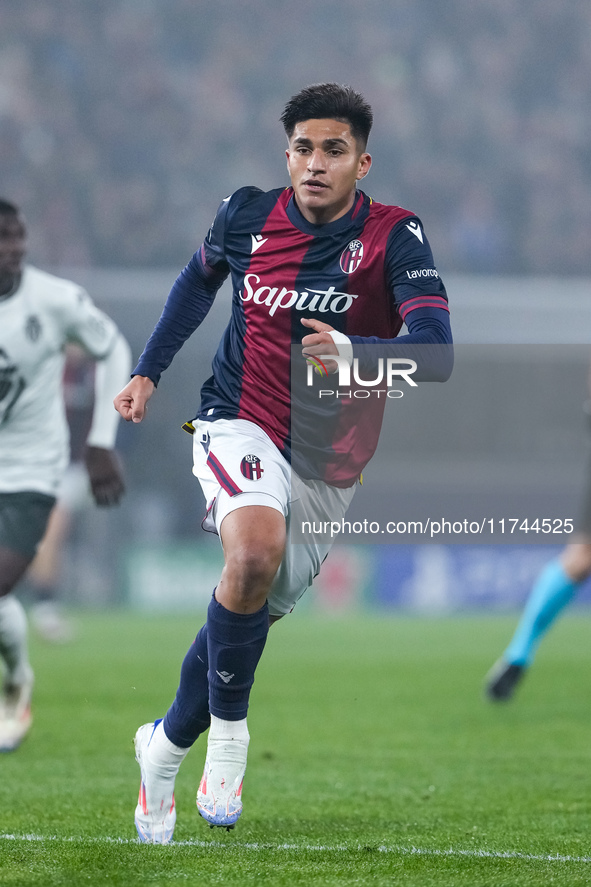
[348,304,452,347]
[348,307,453,382]
[87,332,132,448]
[133,250,225,384]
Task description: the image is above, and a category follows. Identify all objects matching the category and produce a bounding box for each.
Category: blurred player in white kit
[0,198,131,751]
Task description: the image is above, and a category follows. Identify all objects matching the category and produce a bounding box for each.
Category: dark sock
[163,625,211,748]
[207,593,269,721]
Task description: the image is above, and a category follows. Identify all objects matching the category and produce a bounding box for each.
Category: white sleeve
[65,288,119,358]
[86,332,132,448]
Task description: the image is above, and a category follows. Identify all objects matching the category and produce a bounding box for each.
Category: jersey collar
[285,188,368,236]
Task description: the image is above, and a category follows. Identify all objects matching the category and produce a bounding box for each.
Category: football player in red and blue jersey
[115,83,453,842]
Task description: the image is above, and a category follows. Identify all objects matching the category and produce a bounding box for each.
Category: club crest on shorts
[240,454,264,480]
[340,240,364,274]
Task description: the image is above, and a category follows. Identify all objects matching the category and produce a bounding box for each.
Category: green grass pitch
[1,611,590,886]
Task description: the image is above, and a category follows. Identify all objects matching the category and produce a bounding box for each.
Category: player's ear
[356,153,372,181]
[286,149,291,173]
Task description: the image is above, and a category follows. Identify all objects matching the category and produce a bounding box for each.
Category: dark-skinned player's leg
[0,546,35,752]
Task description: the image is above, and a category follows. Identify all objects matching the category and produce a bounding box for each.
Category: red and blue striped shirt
[134,186,451,483]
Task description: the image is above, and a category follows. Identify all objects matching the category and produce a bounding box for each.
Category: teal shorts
[0,492,56,559]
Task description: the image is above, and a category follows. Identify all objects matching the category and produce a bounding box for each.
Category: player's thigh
[267,476,356,617]
[0,491,56,594]
[192,418,291,535]
[190,419,357,616]
[219,504,287,580]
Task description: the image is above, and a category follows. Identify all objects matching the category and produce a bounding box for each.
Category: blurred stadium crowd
[1,0,590,275]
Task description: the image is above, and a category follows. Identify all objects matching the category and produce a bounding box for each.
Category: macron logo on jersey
[240,273,359,317]
[251,234,268,254]
[406,220,424,243]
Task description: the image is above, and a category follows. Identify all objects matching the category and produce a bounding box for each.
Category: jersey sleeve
[202,186,264,270]
[385,216,449,318]
[348,216,452,380]
[132,249,229,385]
[64,288,119,359]
[349,216,451,346]
[201,194,233,272]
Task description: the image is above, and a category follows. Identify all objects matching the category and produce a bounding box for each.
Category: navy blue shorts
[0,492,56,559]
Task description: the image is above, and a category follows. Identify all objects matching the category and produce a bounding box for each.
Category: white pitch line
[0,834,590,862]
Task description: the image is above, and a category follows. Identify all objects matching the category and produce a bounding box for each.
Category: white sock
[208,715,249,742]
[148,720,191,773]
[0,595,32,686]
[206,715,249,765]
[140,721,191,816]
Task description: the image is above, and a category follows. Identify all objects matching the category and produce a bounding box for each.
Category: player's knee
[226,541,284,589]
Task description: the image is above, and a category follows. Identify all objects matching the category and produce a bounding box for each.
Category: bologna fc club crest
[240,454,264,480]
[340,240,364,274]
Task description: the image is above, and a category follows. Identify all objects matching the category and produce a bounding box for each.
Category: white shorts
[192,418,356,616]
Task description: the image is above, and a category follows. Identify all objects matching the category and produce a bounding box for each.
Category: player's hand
[84,446,125,507]
[114,375,154,423]
[301,317,338,374]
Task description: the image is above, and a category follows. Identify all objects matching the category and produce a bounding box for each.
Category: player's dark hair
[281,83,373,148]
[0,199,19,217]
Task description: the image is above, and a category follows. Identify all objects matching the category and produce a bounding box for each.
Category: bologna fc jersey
[134,186,451,484]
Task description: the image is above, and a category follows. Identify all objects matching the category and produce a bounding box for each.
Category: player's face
[0,213,26,293]
[286,119,371,225]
